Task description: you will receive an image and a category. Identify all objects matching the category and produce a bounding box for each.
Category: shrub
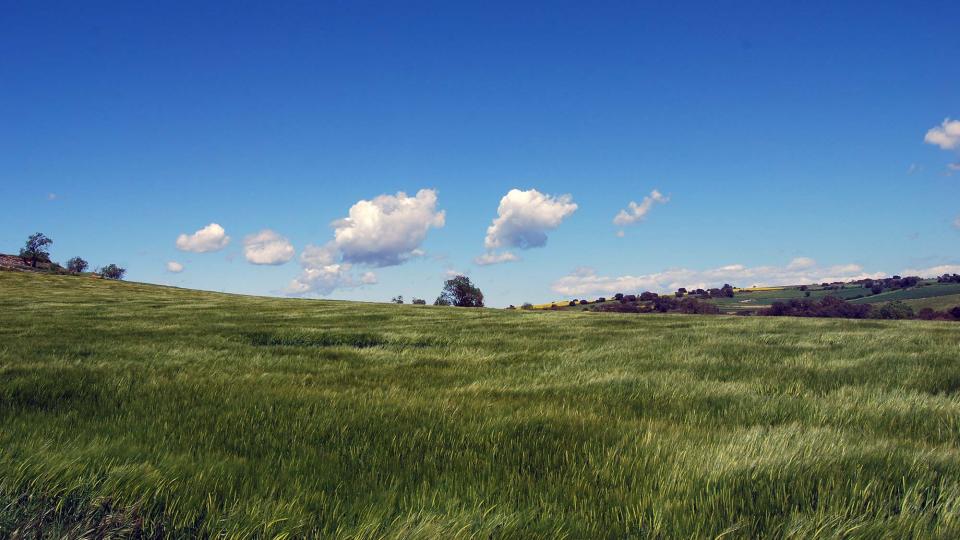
[639,291,658,301]
[579,299,590,305]
[411,298,426,305]
[433,296,451,306]
[99,264,126,280]
[520,302,533,310]
[760,296,871,319]
[873,301,914,320]
[391,295,404,304]
[676,298,720,314]
[66,256,89,273]
[614,293,624,301]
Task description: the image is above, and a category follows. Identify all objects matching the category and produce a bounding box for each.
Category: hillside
[538,280,960,316]
[3,271,960,538]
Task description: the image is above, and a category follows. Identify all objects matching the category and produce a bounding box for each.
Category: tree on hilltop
[66,256,89,273]
[19,232,52,268]
[437,275,484,307]
[99,264,126,280]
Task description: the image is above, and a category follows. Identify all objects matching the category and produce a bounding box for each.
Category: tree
[66,256,89,274]
[391,295,404,304]
[437,275,484,307]
[411,298,426,305]
[19,232,52,268]
[99,264,126,280]
[433,296,451,306]
[521,302,534,310]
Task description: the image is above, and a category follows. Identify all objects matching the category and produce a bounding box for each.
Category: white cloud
[948,162,960,173]
[243,229,294,265]
[47,193,58,201]
[900,264,960,277]
[483,189,577,250]
[613,189,669,230]
[333,189,445,267]
[286,263,353,295]
[474,251,520,266]
[166,261,184,273]
[552,259,889,296]
[286,244,359,296]
[176,223,231,253]
[786,257,816,270]
[954,216,960,229]
[925,118,960,150]
[287,189,443,295]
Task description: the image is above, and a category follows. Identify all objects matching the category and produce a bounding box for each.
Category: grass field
[902,293,960,312]
[3,271,960,538]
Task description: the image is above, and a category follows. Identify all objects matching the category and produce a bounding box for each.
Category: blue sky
[2,1,958,306]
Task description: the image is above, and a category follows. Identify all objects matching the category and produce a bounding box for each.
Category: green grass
[3,271,960,538]
[901,293,960,312]
[849,283,960,304]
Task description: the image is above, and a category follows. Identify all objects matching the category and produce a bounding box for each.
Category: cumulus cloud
[551,258,889,296]
[287,189,443,295]
[243,229,295,265]
[166,261,183,273]
[176,223,231,253]
[474,251,520,266]
[287,243,362,296]
[483,189,577,250]
[333,189,445,267]
[613,189,669,232]
[925,118,960,150]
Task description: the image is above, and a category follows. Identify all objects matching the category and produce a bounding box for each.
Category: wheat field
[2,271,960,538]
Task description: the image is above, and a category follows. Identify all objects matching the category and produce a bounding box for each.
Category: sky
[1,1,958,307]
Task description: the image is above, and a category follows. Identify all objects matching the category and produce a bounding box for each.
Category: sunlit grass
[2,271,960,538]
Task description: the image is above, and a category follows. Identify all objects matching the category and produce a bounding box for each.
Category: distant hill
[530,279,960,316]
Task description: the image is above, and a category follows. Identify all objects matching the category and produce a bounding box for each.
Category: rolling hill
[3,271,960,538]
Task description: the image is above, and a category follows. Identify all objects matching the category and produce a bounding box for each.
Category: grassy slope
[902,293,960,312]
[3,272,960,538]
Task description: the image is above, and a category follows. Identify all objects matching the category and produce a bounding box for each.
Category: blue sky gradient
[2,1,958,305]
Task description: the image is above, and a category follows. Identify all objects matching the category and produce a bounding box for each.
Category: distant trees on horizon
[12,232,124,280]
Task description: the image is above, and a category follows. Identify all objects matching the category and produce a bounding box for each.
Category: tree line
[15,232,125,279]
[391,275,484,307]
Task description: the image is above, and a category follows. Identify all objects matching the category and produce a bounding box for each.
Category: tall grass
[2,271,960,538]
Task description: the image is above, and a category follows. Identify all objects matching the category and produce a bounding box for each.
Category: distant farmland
[537,280,960,315]
[3,271,960,538]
